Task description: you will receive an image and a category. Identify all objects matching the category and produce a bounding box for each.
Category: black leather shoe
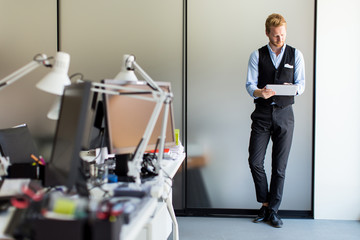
[253,206,269,223]
[268,210,283,228]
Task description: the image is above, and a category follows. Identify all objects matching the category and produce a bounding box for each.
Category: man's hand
[253,88,276,99]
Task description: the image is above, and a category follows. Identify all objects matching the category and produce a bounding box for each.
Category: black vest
[255,45,295,107]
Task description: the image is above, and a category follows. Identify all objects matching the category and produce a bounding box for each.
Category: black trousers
[248,104,294,212]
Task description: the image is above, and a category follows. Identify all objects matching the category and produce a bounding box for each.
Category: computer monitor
[45,81,92,196]
[102,79,176,155]
[0,124,39,164]
[81,90,109,151]
[0,124,42,180]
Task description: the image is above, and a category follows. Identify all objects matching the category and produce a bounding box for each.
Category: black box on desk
[31,218,87,240]
[31,217,123,240]
[7,163,45,183]
[89,216,123,240]
[114,153,132,176]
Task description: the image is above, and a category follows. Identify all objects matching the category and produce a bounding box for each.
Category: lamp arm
[131,60,163,93]
[129,93,166,183]
[90,81,171,184]
[0,61,40,90]
[92,81,153,92]
[91,87,156,102]
[0,54,51,90]
[91,82,161,103]
[156,97,172,169]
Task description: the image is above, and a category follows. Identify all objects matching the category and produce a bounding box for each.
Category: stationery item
[175,129,180,146]
[30,154,45,165]
[0,179,31,197]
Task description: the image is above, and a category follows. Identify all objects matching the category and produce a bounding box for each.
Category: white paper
[0,178,30,196]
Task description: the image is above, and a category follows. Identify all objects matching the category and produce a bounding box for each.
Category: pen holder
[7,163,45,184]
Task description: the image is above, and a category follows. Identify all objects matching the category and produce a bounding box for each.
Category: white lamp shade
[114,70,138,81]
[114,54,138,81]
[36,52,71,95]
[47,96,62,120]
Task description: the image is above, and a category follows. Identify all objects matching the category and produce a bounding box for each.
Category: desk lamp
[0,52,71,119]
[113,55,178,240]
[114,54,138,81]
[92,54,173,184]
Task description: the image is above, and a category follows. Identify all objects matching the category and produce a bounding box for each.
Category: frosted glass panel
[187,0,314,210]
[60,0,183,134]
[60,0,184,208]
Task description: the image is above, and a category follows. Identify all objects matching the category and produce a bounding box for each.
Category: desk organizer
[7,163,45,184]
[88,217,123,240]
[31,218,87,240]
[31,216,123,240]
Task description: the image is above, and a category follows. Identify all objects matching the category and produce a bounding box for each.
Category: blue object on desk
[108,174,118,183]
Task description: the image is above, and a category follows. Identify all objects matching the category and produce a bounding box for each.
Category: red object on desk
[148,149,170,153]
[10,184,44,209]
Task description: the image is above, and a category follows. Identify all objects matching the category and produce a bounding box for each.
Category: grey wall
[0,0,58,137]
[60,0,184,135]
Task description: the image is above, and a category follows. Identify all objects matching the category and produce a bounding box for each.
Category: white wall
[315,0,360,220]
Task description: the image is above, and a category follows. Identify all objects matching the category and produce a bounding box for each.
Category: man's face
[266,25,287,48]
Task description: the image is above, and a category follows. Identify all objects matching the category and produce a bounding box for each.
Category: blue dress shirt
[246,44,305,99]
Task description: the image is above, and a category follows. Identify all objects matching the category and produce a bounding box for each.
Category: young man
[245,13,305,228]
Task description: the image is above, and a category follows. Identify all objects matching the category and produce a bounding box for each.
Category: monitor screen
[103,79,176,155]
[45,82,92,195]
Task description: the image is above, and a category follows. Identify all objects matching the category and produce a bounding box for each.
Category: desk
[0,152,185,240]
[160,153,185,179]
[120,198,157,240]
[119,152,185,240]
[139,152,185,240]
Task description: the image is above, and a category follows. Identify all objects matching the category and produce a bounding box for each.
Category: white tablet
[266,84,298,96]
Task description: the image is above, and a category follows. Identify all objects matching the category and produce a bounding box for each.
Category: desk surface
[160,152,185,178]
[120,197,157,240]
[97,152,185,240]
[0,152,186,240]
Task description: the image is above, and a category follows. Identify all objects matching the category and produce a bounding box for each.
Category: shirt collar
[267,43,287,54]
